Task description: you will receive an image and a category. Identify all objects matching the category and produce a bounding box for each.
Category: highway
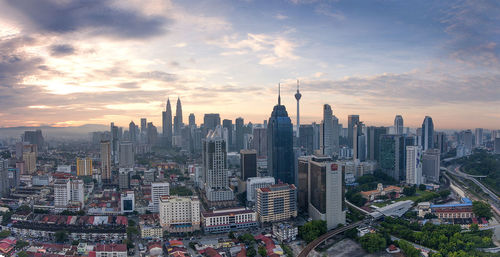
[297,220,366,257]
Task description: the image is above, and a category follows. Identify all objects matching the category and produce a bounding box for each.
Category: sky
[0,0,499,130]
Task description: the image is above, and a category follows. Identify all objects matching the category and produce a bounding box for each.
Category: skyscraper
[347,115,359,148]
[76,157,92,176]
[295,80,302,138]
[267,84,295,185]
[367,126,387,161]
[141,118,147,134]
[222,119,233,151]
[379,134,415,181]
[394,115,404,135]
[475,128,483,147]
[421,116,434,150]
[203,126,234,202]
[203,114,221,132]
[235,117,244,152]
[252,127,267,158]
[162,98,173,146]
[189,113,196,127]
[240,149,257,180]
[320,104,334,156]
[406,146,423,185]
[100,140,111,182]
[119,141,134,168]
[299,125,315,155]
[110,122,119,164]
[352,122,365,161]
[422,148,440,183]
[129,121,137,142]
[174,97,183,135]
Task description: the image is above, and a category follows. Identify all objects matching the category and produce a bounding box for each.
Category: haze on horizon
[0,0,499,130]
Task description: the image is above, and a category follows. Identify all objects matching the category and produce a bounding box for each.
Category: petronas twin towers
[162,97,183,146]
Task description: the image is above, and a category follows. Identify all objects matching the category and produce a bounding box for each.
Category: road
[390,235,437,253]
[297,220,365,257]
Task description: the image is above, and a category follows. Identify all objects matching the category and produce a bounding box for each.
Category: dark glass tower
[162,98,172,146]
[267,84,295,185]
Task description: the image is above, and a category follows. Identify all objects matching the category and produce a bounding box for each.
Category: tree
[258,246,267,256]
[470,223,479,233]
[18,251,28,257]
[239,233,255,245]
[0,230,11,238]
[472,201,492,220]
[424,213,437,219]
[72,240,79,245]
[281,244,294,257]
[16,240,29,249]
[16,205,31,213]
[247,247,257,257]
[228,231,235,239]
[359,233,386,253]
[403,186,416,196]
[438,190,451,199]
[419,184,427,191]
[345,228,358,239]
[398,240,420,257]
[128,219,136,227]
[299,220,327,243]
[55,230,68,243]
[189,242,197,250]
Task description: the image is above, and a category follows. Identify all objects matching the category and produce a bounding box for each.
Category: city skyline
[0,0,499,129]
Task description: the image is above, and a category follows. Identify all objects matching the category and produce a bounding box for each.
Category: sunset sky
[0,0,499,130]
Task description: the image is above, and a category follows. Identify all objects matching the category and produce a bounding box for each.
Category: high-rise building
[267,86,294,185]
[320,104,335,156]
[129,121,137,142]
[421,116,434,150]
[462,130,473,155]
[406,146,423,185]
[54,179,71,208]
[204,114,221,132]
[434,132,447,154]
[189,113,196,127]
[119,141,134,168]
[367,126,387,161]
[119,168,130,189]
[121,191,135,214]
[76,157,92,176]
[71,179,85,207]
[394,115,404,135]
[252,127,267,158]
[162,98,173,146]
[494,138,500,154]
[352,122,366,161]
[222,119,233,151]
[235,117,244,152]
[307,157,346,230]
[246,176,275,202]
[110,122,120,164]
[379,134,415,181]
[295,80,302,138]
[240,149,257,180]
[174,97,183,136]
[297,156,310,213]
[347,115,360,148]
[159,196,200,233]
[23,130,44,150]
[22,151,36,174]
[0,159,10,197]
[299,125,315,155]
[150,182,170,213]
[202,126,234,202]
[256,184,297,223]
[474,128,483,147]
[141,118,147,134]
[422,148,440,183]
[100,140,112,182]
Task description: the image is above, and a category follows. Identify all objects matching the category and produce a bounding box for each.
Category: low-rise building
[272,223,298,243]
[202,207,258,233]
[139,214,162,239]
[361,183,402,201]
[94,244,127,257]
[431,198,475,219]
[159,195,200,233]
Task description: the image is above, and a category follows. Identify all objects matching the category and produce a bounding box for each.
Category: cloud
[50,44,76,56]
[3,0,169,38]
[275,13,288,20]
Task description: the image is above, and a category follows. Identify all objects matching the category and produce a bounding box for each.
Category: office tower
[147,122,158,145]
[475,128,483,147]
[189,113,196,127]
[307,157,346,229]
[421,116,434,150]
[256,184,297,223]
[162,98,173,145]
[406,146,423,185]
[295,80,302,138]
[128,121,137,142]
[235,117,244,152]
[434,132,447,154]
[494,138,500,154]
[119,169,130,189]
[299,125,315,155]
[150,182,170,213]
[76,157,92,176]
[110,122,119,164]
[462,130,473,155]
[252,127,267,157]
[159,196,200,233]
[202,126,234,202]
[312,122,320,151]
[240,149,257,180]
[267,85,295,185]
[367,126,387,161]
[23,130,44,149]
[320,104,334,156]
[222,119,234,151]
[121,191,135,214]
[297,156,309,213]
[394,115,404,135]
[54,179,71,208]
[352,122,365,161]
[422,149,440,183]
[141,118,147,133]
[100,140,111,182]
[347,115,360,148]
[22,151,36,174]
[379,134,415,181]
[332,115,340,155]
[71,179,85,207]
[204,113,221,131]
[119,141,134,168]
[0,159,9,197]
[174,97,183,135]
[246,177,275,202]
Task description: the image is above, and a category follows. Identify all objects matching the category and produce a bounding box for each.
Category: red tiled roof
[95,244,127,252]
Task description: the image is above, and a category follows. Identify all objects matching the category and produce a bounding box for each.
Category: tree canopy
[298,220,327,243]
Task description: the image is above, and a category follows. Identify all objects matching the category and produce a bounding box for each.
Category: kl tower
[294,80,302,138]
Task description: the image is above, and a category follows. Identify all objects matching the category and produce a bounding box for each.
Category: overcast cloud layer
[0,0,499,129]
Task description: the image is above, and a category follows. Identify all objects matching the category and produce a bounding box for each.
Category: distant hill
[0,124,109,139]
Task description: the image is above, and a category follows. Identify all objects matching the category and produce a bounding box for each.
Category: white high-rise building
[394,115,404,135]
[203,126,234,202]
[159,195,200,233]
[320,104,336,156]
[71,179,85,207]
[54,179,71,207]
[150,182,170,212]
[406,146,423,185]
[246,176,275,202]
